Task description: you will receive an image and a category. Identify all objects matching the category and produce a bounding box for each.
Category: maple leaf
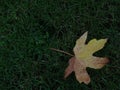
[64,32,109,84]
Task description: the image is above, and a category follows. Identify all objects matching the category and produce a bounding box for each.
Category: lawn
[0,0,120,90]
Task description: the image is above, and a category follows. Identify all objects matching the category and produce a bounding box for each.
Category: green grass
[0,0,120,90]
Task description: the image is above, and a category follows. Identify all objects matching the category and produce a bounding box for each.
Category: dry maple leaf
[64,31,109,84]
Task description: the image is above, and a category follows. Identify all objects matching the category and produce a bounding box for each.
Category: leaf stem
[50,48,74,57]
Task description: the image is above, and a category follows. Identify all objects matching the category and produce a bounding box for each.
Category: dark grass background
[0,0,120,90]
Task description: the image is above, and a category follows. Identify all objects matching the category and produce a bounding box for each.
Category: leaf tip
[104,57,110,64]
